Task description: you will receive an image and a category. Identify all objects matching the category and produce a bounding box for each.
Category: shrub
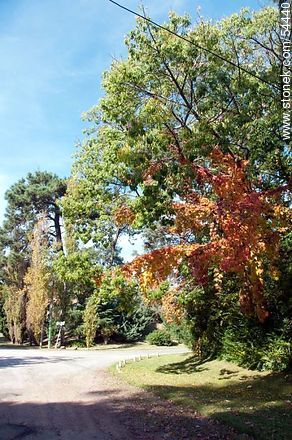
[146,329,174,346]
[98,318,116,344]
[220,326,292,372]
[164,320,193,347]
[70,339,87,348]
[261,336,291,372]
[117,305,155,342]
[220,327,263,370]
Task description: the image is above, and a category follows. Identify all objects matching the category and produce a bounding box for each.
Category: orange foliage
[143,161,163,186]
[122,147,290,322]
[113,205,136,226]
[161,289,185,324]
[170,198,215,234]
[122,244,198,292]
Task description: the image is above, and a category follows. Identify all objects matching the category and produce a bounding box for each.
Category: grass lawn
[0,337,177,351]
[70,341,171,350]
[112,353,292,439]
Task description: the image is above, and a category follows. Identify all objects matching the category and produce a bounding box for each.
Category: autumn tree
[123,147,290,314]
[64,6,288,245]
[0,171,67,343]
[64,6,291,365]
[24,217,51,346]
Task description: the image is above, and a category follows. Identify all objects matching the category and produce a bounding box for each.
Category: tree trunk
[54,207,63,251]
[47,302,53,349]
[39,320,45,348]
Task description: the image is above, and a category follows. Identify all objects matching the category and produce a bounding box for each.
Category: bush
[261,336,291,372]
[164,320,193,347]
[70,339,87,348]
[98,318,116,344]
[220,326,292,372]
[220,327,263,370]
[146,329,174,346]
[117,305,155,342]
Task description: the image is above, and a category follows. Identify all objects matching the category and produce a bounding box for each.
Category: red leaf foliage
[122,146,291,322]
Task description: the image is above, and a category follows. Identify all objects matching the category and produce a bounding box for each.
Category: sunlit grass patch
[112,354,292,439]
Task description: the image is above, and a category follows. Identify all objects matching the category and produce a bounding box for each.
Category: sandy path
[0,347,245,440]
[0,347,188,439]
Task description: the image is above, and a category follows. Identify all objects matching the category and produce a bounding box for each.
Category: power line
[108,0,280,90]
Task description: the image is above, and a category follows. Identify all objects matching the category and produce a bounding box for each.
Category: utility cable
[108,0,280,90]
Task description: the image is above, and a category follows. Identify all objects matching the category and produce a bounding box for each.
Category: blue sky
[0,0,271,256]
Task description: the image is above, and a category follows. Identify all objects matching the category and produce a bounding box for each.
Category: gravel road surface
[0,346,190,440]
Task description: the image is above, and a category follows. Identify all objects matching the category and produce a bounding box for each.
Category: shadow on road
[0,387,239,440]
[1,378,290,439]
[0,356,79,369]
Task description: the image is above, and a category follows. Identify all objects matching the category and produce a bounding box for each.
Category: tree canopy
[64,6,289,239]
[0,5,291,369]
[0,171,66,343]
[62,6,291,366]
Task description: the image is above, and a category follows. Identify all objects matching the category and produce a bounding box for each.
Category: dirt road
[0,346,190,439]
[0,347,243,440]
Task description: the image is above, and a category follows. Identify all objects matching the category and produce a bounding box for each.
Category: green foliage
[83,273,140,347]
[146,329,174,346]
[164,320,194,348]
[83,293,99,347]
[0,289,7,336]
[177,283,225,356]
[62,175,124,266]
[66,305,85,340]
[0,171,67,344]
[0,4,289,379]
[97,271,139,312]
[117,305,155,342]
[60,6,291,371]
[220,325,292,372]
[147,281,170,302]
[261,336,291,372]
[70,339,87,348]
[0,314,6,336]
[52,238,102,344]
[99,318,117,344]
[53,248,100,306]
[176,265,292,370]
[220,325,263,370]
[64,6,287,260]
[53,250,97,286]
[1,171,66,250]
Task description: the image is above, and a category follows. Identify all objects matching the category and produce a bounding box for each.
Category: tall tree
[25,217,51,346]
[64,6,290,337]
[0,171,67,343]
[2,171,66,248]
[64,6,289,244]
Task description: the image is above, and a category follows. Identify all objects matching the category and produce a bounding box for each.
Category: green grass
[85,341,187,351]
[0,337,174,351]
[0,334,37,349]
[112,354,292,439]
